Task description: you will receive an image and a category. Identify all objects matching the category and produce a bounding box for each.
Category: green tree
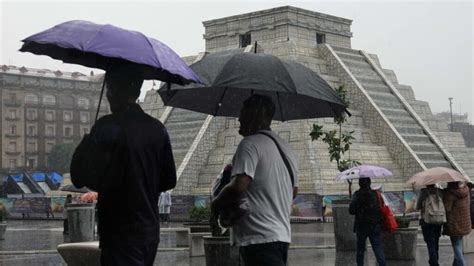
[48,143,77,174]
[310,85,360,197]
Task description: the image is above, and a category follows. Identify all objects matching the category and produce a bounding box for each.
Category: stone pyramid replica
[141,6,473,196]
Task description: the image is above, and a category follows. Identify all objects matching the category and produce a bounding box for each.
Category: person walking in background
[158,191,172,225]
[211,95,299,266]
[416,184,445,266]
[443,181,471,266]
[71,64,177,266]
[349,177,386,266]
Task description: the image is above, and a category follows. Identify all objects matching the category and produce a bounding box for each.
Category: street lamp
[448,97,453,131]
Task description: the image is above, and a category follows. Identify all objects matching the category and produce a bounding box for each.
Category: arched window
[42,95,56,105]
[24,94,39,104]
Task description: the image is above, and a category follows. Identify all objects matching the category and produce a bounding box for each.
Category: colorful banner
[383,192,405,215]
[10,198,52,214]
[292,194,322,217]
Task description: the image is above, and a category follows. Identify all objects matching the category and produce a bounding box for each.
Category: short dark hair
[105,64,144,99]
[359,177,371,188]
[242,94,275,126]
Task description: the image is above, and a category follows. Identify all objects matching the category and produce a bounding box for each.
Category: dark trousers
[240,241,289,266]
[356,223,386,266]
[100,242,158,266]
[421,221,442,266]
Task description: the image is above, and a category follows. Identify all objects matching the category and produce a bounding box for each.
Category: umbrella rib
[276,92,284,121]
[214,87,228,116]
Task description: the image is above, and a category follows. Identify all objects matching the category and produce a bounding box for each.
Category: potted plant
[381,214,417,260]
[203,208,240,266]
[187,206,212,233]
[310,85,360,251]
[0,203,8,240]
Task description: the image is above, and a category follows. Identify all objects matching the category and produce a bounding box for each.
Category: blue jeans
[356,223,386,266]
[421,221,442,266]
[450,236,465,266]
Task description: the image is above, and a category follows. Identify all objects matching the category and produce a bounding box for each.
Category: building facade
[0,65,108,170]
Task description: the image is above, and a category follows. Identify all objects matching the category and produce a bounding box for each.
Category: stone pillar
[332,199,357,251]
[67,203,95,242]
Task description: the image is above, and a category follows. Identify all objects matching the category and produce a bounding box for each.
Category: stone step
[341,57,372,70]
[351,68,380,79]
[400,134,433,144]
[167,111,208,122]
[331,45,361,56]
[166,120,206,131]
[379,107,411,117]
[423,160,453,169]
[356,76,387,87]
[408,143,441,153]
[417,152,447,162]
[375,99,405,109]
[395,126,425,135]
[363,84,392,94]
[367,90,399,103]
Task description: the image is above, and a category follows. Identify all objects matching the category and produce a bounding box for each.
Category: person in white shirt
[211,94,298,266]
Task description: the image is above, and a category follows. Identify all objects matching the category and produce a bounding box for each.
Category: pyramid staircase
[327,44,468,178]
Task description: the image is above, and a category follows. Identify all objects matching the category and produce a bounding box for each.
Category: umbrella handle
[94,77,106,122]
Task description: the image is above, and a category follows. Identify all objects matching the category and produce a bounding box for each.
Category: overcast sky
[1,0,472,122]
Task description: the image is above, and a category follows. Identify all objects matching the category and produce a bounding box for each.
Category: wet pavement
[1,220,474,265]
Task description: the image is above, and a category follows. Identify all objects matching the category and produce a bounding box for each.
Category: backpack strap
[257,131,295,187]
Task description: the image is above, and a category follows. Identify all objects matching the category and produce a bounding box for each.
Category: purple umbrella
[20,20,201,84]
[19,20,202,120]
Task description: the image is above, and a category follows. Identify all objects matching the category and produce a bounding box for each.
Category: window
[9,159,17,169]
[27,125,37,136]
[60,95,74,107]
[46,141,55,153]
[63,111,73,122]
[8,141,16,152]
[27,141,37,152]
[9,93,16,101]
[8,109,16,119]
[45,110,55,121]
[77,97,90,109]
[316,33,326,44]
[64,126,73,137]
[27,158,36,168]
[80,112,89,123]
[81,127,89,136]
[24,94,39,104]
[43,95,56,105]
[239,33,251,48]
[46,125,55,137]
[27,109,37,120]
[9,125,16,135]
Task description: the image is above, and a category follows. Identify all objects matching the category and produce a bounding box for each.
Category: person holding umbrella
[349,177,386,266]
[70,64,178,265]
[20,20,201,265]
[443,181,471,266]
[416,184,445,266]
[211,95,299,266]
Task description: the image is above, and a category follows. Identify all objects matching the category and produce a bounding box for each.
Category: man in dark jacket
[71,64,177,266]
[349,177,386,266]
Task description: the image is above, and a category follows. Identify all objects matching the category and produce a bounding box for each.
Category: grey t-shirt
[230,130,299,246]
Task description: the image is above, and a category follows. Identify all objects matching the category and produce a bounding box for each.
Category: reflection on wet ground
[1,220,473,265]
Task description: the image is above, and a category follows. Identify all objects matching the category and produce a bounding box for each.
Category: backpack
[423,193,446,224]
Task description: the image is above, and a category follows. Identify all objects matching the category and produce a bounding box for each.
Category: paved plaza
[1,220,474,265]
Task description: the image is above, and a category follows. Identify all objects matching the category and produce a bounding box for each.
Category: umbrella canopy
[336,165,393,181]
[158,49,348,121]
[20,20,201,85]
[60,184,90,193]
[406,167,469,186]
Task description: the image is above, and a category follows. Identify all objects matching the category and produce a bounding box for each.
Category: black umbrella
[158,49,348,121]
